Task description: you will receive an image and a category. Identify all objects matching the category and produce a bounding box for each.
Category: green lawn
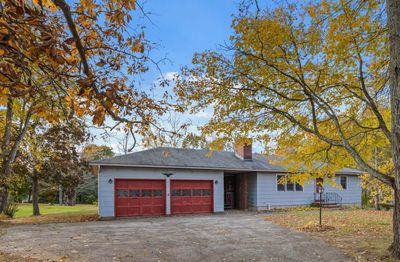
[0,203,98,225]
[14,203,98,218]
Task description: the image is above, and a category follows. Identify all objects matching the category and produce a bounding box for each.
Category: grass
[13,203,97,218]
[265,209,395,262]
[0,203,98,226]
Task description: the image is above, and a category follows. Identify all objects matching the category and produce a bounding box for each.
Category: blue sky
[140,0,238,82]
[92,1,264,153]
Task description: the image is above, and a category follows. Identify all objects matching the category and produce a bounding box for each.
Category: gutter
[88,162,363,175]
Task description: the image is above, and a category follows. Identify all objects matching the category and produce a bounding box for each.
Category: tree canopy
[0,0,168,210]
[176,0,392,185]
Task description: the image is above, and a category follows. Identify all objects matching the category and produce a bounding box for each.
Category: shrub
[3,199,19,218]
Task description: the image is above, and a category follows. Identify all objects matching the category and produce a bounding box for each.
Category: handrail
[314,192,342,206]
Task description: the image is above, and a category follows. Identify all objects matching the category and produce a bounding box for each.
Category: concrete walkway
[0,212,351,262]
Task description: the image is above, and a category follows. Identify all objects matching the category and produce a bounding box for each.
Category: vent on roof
[234,138,252,161]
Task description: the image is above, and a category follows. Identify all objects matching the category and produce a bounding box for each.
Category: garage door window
[193,189,202,196]
[182,189,191,196]
[172,189,181,196]
[142,189,152,197]
[202,189,211,196]
[153,189,163,197]
[129,190,140,198]
[117,189,128,198]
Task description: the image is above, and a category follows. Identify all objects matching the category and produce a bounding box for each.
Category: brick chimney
[234,138,252,161]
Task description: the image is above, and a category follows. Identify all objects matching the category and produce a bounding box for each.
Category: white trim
[92,163,278,173]
[165,177,171,215]
[90,163,362,175]
[97,165,101,216]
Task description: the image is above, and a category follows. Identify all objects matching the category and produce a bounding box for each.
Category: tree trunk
[0,99,33,213]
[64,186,77,206]
[28,189,31,203]
[375,194,379,210]
[32,175,40,216]
[0,185,8,213]
[58,185,63,205]
[387,0,400,258]
[375,188,381,210]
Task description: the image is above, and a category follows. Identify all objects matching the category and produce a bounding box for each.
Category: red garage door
[171,180,213,215]
[115,179,165,217]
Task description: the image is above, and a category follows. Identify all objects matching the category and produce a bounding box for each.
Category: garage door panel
[115,179,166,217]
[127,207,140,216]
[171,180,213,215]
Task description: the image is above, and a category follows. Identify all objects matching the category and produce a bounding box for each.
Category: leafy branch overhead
[0,0,169,212]
[0,0,167,134]
[175,1,393,185]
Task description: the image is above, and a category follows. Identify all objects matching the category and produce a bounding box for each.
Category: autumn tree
[43,121,88,206]
[175,0,400,257]
[82,144,114,162]
[14,117,87,214]
[0,0,167,211]
[77,144,114,204]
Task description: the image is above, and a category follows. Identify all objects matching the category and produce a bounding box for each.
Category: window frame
[276,174,304,192]
[340,175,348,190]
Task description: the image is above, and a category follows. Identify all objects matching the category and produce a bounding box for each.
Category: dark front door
[224,175,236,209]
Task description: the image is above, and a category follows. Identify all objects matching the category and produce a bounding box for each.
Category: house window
[295,183,303,191]
[277,175,286,191]
[277,175,303,192]
[286,181,294,191]
[340,176,347,190]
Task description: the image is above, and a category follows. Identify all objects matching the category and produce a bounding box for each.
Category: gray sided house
[90,143,362,218]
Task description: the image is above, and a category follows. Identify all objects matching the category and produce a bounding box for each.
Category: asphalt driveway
[0,211,351,262]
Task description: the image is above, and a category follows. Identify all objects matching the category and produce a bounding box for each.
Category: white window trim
[340,175,348,190]
[276,174,304,192]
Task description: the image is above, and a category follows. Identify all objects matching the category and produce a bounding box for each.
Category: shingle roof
[91,147,362,175]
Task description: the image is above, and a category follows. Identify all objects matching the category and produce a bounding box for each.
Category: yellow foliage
[175,0,391,186]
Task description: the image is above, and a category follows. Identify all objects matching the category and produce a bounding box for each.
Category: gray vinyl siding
[256,172,315,209]
[255,172,361,209]
[247,173,258,207]
[324,175,361,205]
[98,166,224,218]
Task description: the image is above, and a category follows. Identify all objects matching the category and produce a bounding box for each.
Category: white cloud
[162,71,178,81]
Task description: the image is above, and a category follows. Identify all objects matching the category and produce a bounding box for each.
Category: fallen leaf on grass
[299,223,335,232]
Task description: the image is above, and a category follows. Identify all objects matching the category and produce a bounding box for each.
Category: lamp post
[317,186,324,226]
